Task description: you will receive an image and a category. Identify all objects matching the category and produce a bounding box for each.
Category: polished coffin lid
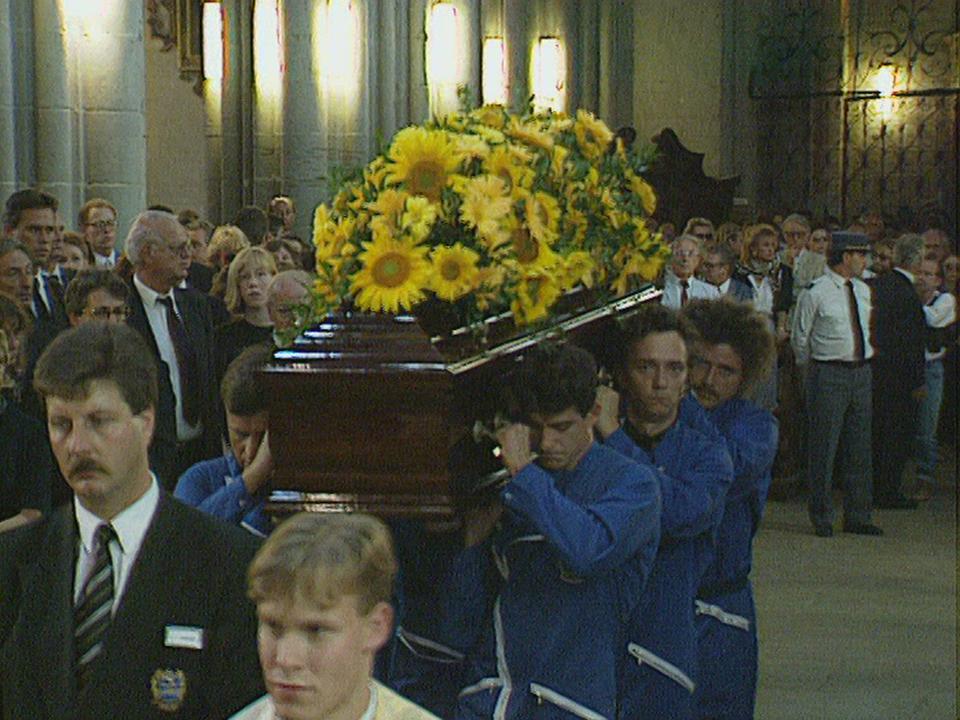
[261,285,662,518]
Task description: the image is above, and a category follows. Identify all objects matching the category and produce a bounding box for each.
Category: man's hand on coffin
[242,430,274,494]
[496,422,536,477]
[462,501,504,547]
[594,384,622,440]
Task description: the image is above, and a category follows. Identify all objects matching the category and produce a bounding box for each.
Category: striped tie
[75,524,117,686]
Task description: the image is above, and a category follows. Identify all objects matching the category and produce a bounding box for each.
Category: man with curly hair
[595,304,733,720]
[682,298,779,720]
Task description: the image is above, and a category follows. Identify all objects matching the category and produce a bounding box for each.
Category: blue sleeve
[723,408,778,504]
[605,427,732,540]
[434,542,498,653]
[502,456,661,578]
[174,459,256,524]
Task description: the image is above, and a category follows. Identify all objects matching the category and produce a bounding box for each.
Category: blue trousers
[695,587,758,720]
[914,359,945,479]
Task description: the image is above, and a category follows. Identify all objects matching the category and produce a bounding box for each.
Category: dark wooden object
[262,285,662,518]
[643,128,740,229]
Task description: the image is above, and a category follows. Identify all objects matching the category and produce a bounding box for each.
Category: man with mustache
[682,299,779,720]
[595,303,733,720]
[0,322,263,718]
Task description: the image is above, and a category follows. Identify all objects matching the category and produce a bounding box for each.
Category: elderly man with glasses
[125,211,220,489]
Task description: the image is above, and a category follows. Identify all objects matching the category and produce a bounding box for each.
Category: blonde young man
[231,513,439,720]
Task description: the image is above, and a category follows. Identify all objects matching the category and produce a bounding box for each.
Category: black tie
[680,280,689,306]
[75,524,117,686]
[845,280,866,361]
[156,296,200,425]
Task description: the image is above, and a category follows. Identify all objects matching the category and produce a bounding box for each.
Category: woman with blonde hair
[734,224,794,411]
[208,225,251,299]
[214,246,277,383]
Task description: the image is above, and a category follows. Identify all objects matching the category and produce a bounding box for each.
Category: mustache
[68,459,107,477]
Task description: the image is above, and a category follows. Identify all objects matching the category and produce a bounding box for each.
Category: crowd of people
[0,182,956,720]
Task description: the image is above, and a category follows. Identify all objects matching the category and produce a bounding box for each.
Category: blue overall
[430,442,661,720]
[693,398,777,720]
[606,416,733,720]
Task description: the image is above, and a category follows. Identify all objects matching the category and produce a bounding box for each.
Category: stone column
[0,1,36,198]
[75,0,147,237]
[33,0,80,222]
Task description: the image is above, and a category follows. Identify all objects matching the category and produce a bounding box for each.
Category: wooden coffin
[262,284,662,518]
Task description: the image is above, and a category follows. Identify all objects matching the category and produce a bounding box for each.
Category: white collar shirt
[923,291,956,360]
[745,273,775,316]
[74,476,160,612]
[94,250,117,269]
[661,272,719,309]
[228,683,378,720]
[790,268,874,365]
[133,274,202,441]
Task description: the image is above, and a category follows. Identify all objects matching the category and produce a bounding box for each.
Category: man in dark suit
[870,233,926,509]
[0,322,263,719]
[125,211,220,488]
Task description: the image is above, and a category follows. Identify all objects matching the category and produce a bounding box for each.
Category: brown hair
[34,322,158,415]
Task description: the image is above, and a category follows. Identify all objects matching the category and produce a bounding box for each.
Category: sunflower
[471,104,507,129]
[313,204,337,247]
[573,109,614,161]
[561,251,596,289]
[401,196,439,242]
[629,173,658,216]
[504,218,560,273]
[363,156,389,190]
[524,191,560,245]
[483,145,534,195]
[366,188,410,237]
[430,244,480,301]
[350,235,431,313]
[459,175,512,246]
[456,133,491,159]
[385,126,462,202]
[505,116,555,151]
[511,272,562,325]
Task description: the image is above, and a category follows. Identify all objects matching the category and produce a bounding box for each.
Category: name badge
[164,625,204,650]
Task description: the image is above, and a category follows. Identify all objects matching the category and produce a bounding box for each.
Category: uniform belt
[813,358,871,369]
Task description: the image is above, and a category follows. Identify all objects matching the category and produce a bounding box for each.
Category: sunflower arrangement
[311,106,668,329]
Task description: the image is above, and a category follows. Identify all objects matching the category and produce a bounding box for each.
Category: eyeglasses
[85,220,117,230]
[693,232,714,241]
[85,306,131,320]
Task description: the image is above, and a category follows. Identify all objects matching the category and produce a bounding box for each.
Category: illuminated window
[482,37,507,105]
[532,37,565,113]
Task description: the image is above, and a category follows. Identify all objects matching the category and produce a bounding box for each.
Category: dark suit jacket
[0,493,264,719]
[871,268,925,393]
[127,279,221,486]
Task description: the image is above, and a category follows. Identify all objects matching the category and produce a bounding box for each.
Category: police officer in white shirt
[791,231,882,538]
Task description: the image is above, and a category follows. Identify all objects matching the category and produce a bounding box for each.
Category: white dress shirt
[661,272,719,309]
[923,292,956,361]
[94,249,119,268]
[74,476,160,612]
[133,274,202,441]
[745,273,774,316]
[791,268,875,366]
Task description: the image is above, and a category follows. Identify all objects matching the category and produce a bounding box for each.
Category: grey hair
[672,233,703,255]
[124,210,181,266]
[894,233,925,270]
[782,213,810,230]
[704,242,737,269]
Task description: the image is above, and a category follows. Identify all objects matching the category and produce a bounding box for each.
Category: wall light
[318,0,360,98]
[874,64,898,119]
[253,0,283,103]
[532,37,565,113]
[427,2,460,85]
[482,37,507,105]
[202,2,223,81]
